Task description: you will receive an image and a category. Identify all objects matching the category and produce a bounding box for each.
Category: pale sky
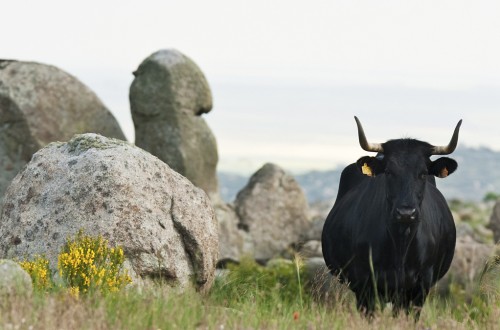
[3,1,500,174]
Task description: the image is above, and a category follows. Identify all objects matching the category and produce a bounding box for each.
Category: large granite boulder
[0,259,33,298]
[487,200,500,243]
[130,49,218,200]
[234,163,311,261]
[0,133,218,292]
[0,60,126,208]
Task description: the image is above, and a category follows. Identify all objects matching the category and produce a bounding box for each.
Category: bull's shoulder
[326,173,388,231]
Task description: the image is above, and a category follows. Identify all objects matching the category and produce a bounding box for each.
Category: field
[1,254,500,330]
[2,198,499,330]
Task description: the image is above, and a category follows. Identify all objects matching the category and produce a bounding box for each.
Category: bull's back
[334,163,366,206]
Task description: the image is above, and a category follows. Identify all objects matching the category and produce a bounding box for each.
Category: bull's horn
[354,116,384,153]
[431,120,462,155]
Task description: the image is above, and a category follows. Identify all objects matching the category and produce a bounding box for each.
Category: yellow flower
[69,286,80,298]
[18,255,53,291]
[58,230,131,295]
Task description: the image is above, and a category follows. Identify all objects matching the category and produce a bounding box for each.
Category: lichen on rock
[65,133,130,155]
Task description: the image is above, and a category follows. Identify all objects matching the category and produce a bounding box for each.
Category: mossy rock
[66,134,131,155]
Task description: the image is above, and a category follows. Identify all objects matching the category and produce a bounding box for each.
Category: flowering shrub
[58,230,132,295]
[19,255,53,291]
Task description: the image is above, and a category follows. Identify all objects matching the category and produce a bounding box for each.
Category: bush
[18,255,53,291]
[19,230,132,296]
[58,230,132,295]
[211,256,306,307]
[483,192,500,203]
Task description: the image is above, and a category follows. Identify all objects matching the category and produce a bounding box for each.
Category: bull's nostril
[396,208,417,221]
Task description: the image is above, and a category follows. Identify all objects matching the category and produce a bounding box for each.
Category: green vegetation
[483,192,500,203]
[18,255,53,292]
[4,200,499,329]
[66,134,129,155]
[3,251,498,329]
[57,230,132,296]
[18,230,131,297]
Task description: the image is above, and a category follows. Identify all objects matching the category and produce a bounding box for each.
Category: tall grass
[2,253,499,329]
[0,288,497,329]
[2,283,498,329]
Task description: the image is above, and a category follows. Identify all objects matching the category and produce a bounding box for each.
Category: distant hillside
[436,146,500,201]
[218,146,500,203]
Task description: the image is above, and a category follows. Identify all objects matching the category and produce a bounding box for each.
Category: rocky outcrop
[130,49,218,200]
[0,133,218,292]
[300,217,325,242]
[302,257,351,303]
[129,50,314,265]
[0,60,126,207]
[487,200,500,243]
[234,163,311,261]
[214,202,253,264]
[437,235,495,292]
[0,259,33,298]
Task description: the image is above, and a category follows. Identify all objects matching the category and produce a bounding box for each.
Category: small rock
[234,163,311,262]
[437,235,495,292]
[303,257,352,304]
[299,240,323,258]
[214,202,253,264]
[0,259,33,298]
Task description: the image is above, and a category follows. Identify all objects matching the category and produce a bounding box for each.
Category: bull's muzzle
[395,207,418,223]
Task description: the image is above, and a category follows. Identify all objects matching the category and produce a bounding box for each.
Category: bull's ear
[356,156,383,177]
[429,157,458,178]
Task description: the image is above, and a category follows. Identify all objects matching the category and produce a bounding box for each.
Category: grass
[4,205,500,329]
[2,254,499,329]
[1,282,499,329]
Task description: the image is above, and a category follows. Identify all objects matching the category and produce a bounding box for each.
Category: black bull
[322,117,461,315]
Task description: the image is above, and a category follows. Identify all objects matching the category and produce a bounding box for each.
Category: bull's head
[354,116,461,224]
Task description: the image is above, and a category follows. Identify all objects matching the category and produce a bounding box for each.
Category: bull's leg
[391,296,405,317]
[388,288,412,317]
[405,286,429,320]
[355,289,377,316]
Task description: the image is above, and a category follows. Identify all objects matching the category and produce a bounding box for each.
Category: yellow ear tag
[362,163,373,177]
[439,167,448,178]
